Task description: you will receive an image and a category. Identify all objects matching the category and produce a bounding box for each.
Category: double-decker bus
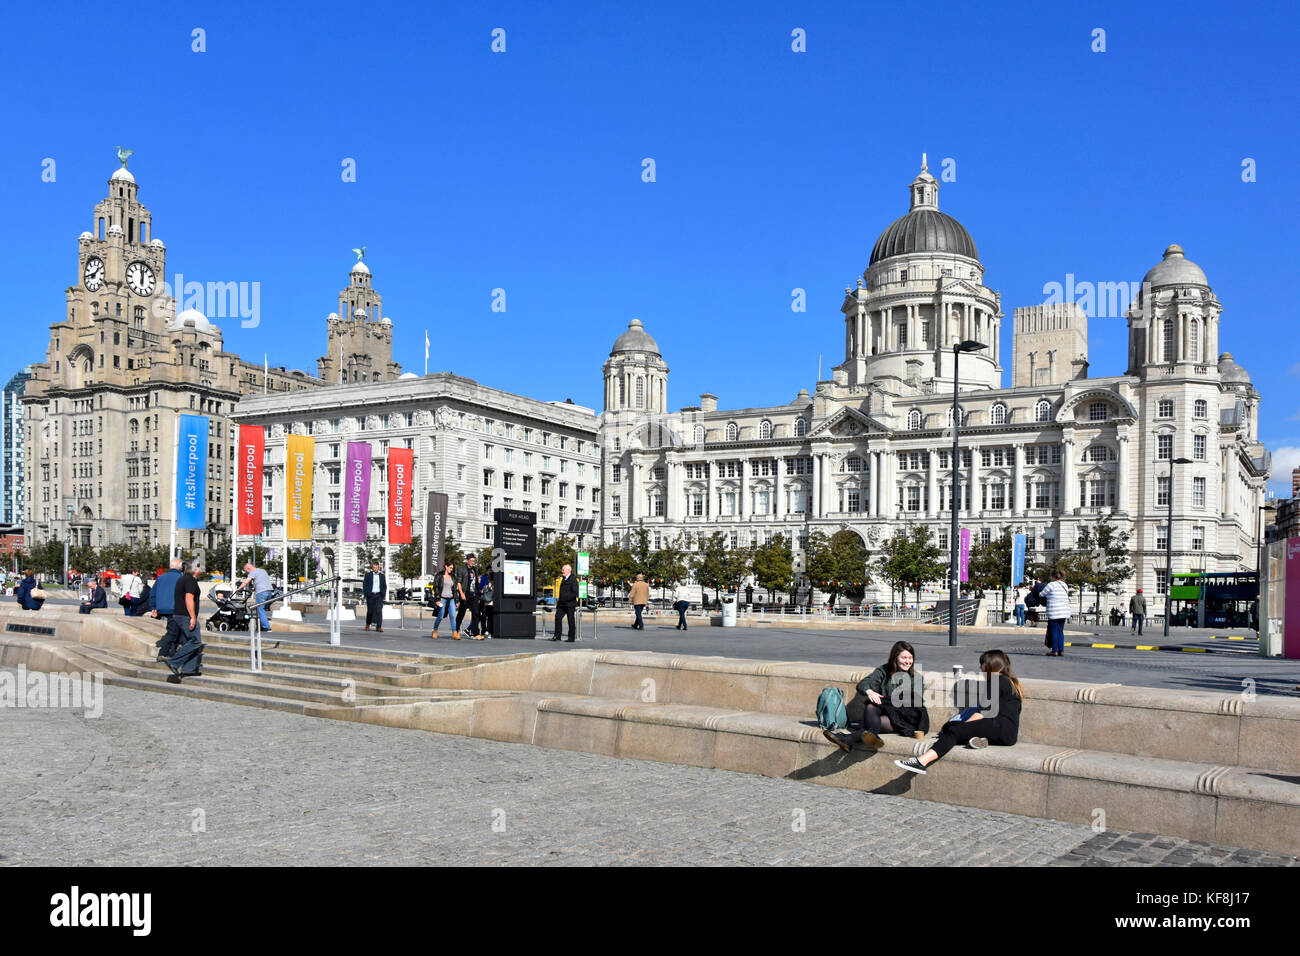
[1169,572,1258,628]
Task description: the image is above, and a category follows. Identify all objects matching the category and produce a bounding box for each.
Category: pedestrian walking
[551,564,578,642]
[149,558,184,659]
[629,573,650,630]
[1043,569,1071,656]
[430,561,462,639]
[894,650,1023,774]
[164,563,205,683]
[824,640,929,753]
[1129,589,1147,636]
[237,562,277,633]
[673,583,690,630]
[363,560,387,632]
[455,554,481,637]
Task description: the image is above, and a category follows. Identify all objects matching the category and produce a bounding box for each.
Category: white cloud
[1268,445,1300,496]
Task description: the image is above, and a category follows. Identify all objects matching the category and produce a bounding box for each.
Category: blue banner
[175,414,209,530]
[1011,532,1027,587]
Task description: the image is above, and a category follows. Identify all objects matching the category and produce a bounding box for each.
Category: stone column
[811,454,821,517]
[627,460,638,522]
[1116,433,1129,514]
[968,443,981,517]
[775,457,785,520]
[1013,443,1024,513]
[706,459,715,518]
[885,448,897,518]
[926,449,937,517]
[1061,434,1075,513]
[865,452,874,516]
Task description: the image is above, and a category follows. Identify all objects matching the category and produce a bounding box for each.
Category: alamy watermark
[1041,275,1152,320]
[151,273,261,328]
[0,665,103,717]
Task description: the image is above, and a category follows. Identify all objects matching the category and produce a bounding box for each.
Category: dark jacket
[85,586,108,610]
[856,665,930,736]
[363,570,387,600]
[148,570,182,615]
[459,564,480,599]
[17,576,39,610]
[557,574,579,607]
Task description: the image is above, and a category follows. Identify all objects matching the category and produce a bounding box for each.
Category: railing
[245,574,342,669]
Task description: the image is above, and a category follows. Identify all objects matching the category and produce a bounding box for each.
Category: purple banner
[959,528,971,583]
[343,441,372,543]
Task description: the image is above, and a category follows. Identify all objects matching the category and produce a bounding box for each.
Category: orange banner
[285,434,314,540]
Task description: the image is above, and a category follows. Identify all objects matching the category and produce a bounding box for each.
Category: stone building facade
[600,160,1271,610]
[20,158,400,552]
[230,375,601,581]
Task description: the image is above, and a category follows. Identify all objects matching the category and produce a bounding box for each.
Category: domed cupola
[603,319,669,415]
[869,155,978,265]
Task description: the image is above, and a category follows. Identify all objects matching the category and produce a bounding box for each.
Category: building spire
[909,154,939,211]
[921,152,928,173]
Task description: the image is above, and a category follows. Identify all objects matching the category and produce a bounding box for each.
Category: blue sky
[6,0,1299,491]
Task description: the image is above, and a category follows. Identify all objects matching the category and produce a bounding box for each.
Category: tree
[393,536,423,585]
[626,523,653,575]
[590,539,635,603]
[803,529,833,607]
[27,539,64,579]
[692,531,731,606]
[967,526,1017,611]
[725,542,754,601]
[752,533,794,601]
[1069,513,1134,618]
[537,534,577,588]
[876,524,946,610]
[442,532,465,571]
[648,534,689,601]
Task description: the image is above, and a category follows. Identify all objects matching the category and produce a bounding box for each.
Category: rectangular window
[1156,476,1170,507]
[1193,434,1206,460]
[1157,435,1173,460]
[1193,477,1206,509]
[612,496,621,518]
[1155,568,1169,595]
[991,484,1006,510]
[848,490,861,512]
[1156,525,1169,551]
[906,487,920,512]
[1192,526,1205,551]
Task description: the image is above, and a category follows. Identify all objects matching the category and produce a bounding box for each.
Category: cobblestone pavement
[0,675,1295,866]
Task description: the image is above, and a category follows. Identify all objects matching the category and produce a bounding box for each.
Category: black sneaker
[166,674,182,684]
[894,757,927,775]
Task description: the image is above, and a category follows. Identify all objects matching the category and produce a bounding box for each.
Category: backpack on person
[1024,581,1046,608]
[816,686,848,730]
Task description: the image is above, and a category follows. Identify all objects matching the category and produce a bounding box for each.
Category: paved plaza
[1,670,1295,867]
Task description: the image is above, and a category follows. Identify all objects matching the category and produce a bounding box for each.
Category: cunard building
[600,159,1271,606]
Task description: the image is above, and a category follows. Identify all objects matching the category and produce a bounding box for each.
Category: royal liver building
[600,159,1270,604]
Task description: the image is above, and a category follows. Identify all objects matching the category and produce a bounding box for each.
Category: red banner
[387,447,414,544]
[237,424,265,535]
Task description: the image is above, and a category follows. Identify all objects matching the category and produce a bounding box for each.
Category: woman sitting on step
[894,649,1023,775]
[824,640,929,753]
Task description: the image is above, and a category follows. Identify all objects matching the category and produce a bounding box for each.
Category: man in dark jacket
[16,571,39,610]
[149,558,184,658]
[552,564,579,642]
[79,577,108,614]
[362,560,387,632]
[455,554,480,637]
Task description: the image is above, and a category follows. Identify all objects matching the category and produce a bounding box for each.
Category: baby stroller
[206,585,253,632]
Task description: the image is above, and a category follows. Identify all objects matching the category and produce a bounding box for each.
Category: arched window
[1194,399,1208,419]
[725,422,738,441]
[1162,319,1175,363]
[758,420,772,440]
[1034,399,1051,423]
[946,407,966,427]
[128,419,139,436]
[990,402,1007,426]
[794,417,807,437]
[907,409,922,430]
[1189,320,1200,362]
[693,424,705,445]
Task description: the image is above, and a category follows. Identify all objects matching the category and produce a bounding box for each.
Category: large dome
[870,209,978,265]
[611,318,660,355]
[1142,244,1208,289]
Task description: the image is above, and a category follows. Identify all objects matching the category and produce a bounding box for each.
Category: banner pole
[168,410,180,562]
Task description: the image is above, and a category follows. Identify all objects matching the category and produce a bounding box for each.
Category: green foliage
[537,534,577,587]
[393,536,423,584]
[876,524,946,605]
[692,531,731,603]
[751,533,794,599]
[442,532,465,571]
[590,540,635,592]
[1065,512,1134,614]
[648,534,689,596]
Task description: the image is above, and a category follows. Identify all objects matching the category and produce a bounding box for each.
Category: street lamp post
[1162,456,1193,638]
[949,340,986,646]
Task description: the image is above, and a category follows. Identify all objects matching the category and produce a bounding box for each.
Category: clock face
[83,257,105,291]
[126,261,156,296]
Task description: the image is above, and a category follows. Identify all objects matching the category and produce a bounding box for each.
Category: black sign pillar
[492,508,537,638]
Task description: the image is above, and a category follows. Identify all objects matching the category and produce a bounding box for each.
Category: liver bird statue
[116,147,133,168]
[351,246,366,262]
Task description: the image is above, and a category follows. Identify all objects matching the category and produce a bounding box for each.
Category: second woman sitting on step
[824,640,929,753]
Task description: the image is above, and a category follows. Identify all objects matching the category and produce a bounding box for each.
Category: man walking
[455,554,481,638]
[1129,589,1147,636]
[165,562,204,683]
[363,559,387,632]
[629,573,650,630]
[237,562,276,633]
[149,558,184,659]
[551,563,579,642]
[1043,568,1071,657]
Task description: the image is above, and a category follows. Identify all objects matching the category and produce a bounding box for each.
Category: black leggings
[930,717,1015,761]
[862,703,894,736]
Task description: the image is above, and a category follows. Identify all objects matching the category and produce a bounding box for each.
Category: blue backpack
[816,686,847,730]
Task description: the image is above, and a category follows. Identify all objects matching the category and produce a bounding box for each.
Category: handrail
[240,575,342,612]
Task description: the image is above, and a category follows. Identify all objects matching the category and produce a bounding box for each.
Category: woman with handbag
[824,640,929,752]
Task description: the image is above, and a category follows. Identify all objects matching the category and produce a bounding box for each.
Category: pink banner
[1285,537,1300,660]
[959,528,971,583]
[343,442,372,544]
